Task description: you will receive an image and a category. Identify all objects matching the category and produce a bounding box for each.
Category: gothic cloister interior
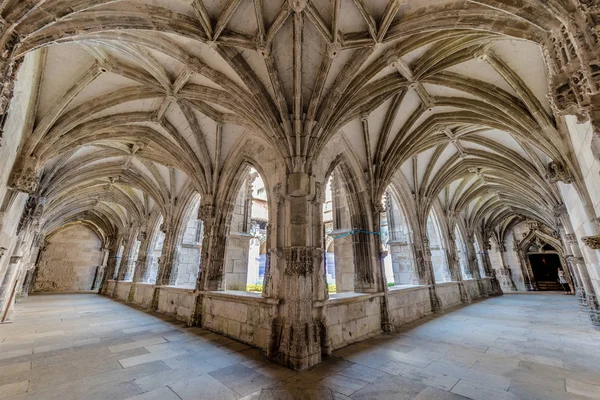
[1,0,600,399]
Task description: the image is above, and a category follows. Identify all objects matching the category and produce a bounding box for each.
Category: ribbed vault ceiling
[3,0,573,240]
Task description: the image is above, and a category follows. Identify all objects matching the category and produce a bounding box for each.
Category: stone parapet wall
[202,291,275,350]
[103,279,494,362]
[463,279,481,299]
[436,282,463,309]
[114,281,131,302]
[388,286,432,327]
[156,286,195,321]
[324,293,382,350]
[106,280,116,295]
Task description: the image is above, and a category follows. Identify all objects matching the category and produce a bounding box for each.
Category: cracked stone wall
[33,225,103,292]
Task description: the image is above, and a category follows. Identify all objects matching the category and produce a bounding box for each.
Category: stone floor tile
[169,374,239,400]
[0,361,30,377]
[566,379,600,399]
[0,379,29,399]
[426,361,510,390]
[338,363,386,383]
[209,363,277,396]
[349,374,427,400]
[108,337,166,353]
[451,380,518,400]
[378,360,459,391]
[118,348,187,368]
[320,373,370,396]
[125,386,182,400]
[413,387,470,399]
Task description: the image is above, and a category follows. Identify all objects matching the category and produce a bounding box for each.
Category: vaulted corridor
[1,293,599,400]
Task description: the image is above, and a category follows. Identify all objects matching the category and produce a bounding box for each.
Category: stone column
[100,235,122,294]
[129,230,151,302]
[445,231,469,303]
[496,244,518,292]
[414,233,441,311]
[0,255,22,321]
[151,221,181,309]
[273,172,327,370]
[512,235,534,291]
[565,233,600,326]
[465,234,487,297]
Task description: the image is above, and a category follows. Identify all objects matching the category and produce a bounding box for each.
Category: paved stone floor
[1,293,600,400]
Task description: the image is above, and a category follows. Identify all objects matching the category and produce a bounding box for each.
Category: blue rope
[332,229,381,239]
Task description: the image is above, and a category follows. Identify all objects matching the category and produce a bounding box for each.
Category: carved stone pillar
[496,244,518,292]
[129,230,152,302]
[270,172,328,370]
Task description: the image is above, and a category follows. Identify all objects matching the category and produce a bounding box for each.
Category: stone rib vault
[0,0,599,372]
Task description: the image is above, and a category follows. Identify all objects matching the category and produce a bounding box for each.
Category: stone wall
[131,282,155,307]
[202,292,274,350]
[463,279,481,300]
[388,286,433,327]
[155,286,196,321]
[561,116,600,295]
[325,294,382,350]
[175,244,200,287]
[114,281,131,301]
[436,282,464,309]
[33,224,102,292]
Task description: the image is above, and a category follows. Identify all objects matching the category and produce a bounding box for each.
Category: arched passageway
[1,0,600,379]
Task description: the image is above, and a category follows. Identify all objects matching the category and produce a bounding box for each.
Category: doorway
[528,253,563,291]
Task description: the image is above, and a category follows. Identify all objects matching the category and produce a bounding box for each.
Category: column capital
[8,155,41,194]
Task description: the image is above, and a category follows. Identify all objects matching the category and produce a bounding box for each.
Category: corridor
[0,293,599,400]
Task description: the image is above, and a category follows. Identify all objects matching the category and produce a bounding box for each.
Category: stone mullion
[482,243,502,294]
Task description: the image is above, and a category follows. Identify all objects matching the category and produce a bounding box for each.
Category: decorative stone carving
[8,156,41,194]
[545,161,573,184]
[565,233,578,244]
[9,256,22,264]
[553,204,567,217]
[283,246,321,276]
[582,235,600,249]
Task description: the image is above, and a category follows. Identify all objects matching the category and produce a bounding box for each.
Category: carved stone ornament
[565,233,578,244]
[9,255,22,264]
[8,155,41,194]
[283,246,321,276]
[553,204,568,217]
[137,231,147,242]
[545,161,573,184]
[197,203,215,222]
[0,247,6,258]
[582,235,600,249]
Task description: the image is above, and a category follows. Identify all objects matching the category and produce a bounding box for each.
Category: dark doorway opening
[528,253,563,291]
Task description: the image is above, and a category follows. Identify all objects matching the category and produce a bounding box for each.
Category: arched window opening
[174,196,202,287]
[427,211,450,283]
[323,172,355,293]
[225,167,269,291]
[454,227,470,280]
[380,190,416,287]
[146,217,165,283]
